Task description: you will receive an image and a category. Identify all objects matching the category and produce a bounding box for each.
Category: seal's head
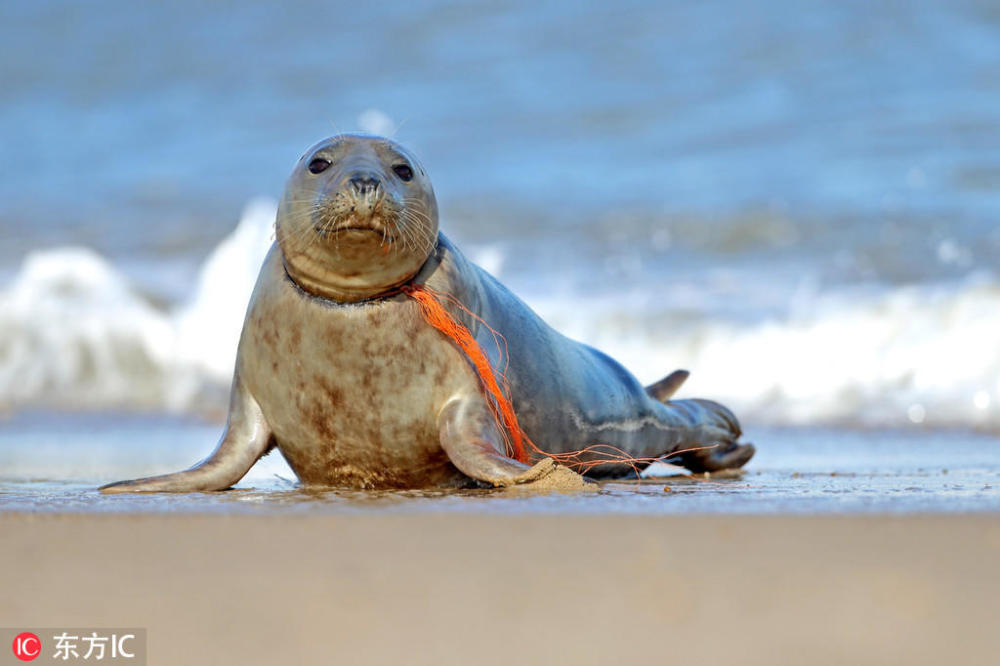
[276,134,439,302]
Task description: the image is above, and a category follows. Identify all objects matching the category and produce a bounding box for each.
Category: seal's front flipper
[645,369,690,403]
[437,395,560,487]
[100,372,274,493]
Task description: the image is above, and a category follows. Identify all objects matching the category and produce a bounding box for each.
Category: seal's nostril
[349,175,381,195]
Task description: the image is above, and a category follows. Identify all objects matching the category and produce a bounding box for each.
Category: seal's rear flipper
[645,369,690,403]
[669,398,755,472]
[681,440,756,473]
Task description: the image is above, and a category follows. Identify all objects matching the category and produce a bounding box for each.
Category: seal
[101,134,754,492]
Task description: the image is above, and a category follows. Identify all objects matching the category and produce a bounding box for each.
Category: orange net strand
[402,283,715,475]
[402,284,530,464]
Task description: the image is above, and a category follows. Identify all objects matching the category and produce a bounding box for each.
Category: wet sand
[4,418,1000,514]
[3,512,998,665]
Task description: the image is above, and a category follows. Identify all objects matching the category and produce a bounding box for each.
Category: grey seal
[102,134,753,492]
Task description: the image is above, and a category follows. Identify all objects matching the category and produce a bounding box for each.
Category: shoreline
[4,512,998,665]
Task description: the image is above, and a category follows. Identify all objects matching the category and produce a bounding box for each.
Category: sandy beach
[3,511,997,665]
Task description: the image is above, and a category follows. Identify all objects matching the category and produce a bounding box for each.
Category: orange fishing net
[402,283,530,464]
[402,284,708,476]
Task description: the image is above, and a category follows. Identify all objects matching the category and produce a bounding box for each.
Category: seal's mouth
[308,196,403,245]
[316,225,380,234]
[314,224,396,243]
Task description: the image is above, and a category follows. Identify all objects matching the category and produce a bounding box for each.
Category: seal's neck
[280,254,408,303]
[280,240,444,304]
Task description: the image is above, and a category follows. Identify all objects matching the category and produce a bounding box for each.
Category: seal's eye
[392,164,414,181]
[308,158,332,174]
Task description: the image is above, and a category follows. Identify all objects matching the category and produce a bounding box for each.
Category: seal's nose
[348,174,381,196]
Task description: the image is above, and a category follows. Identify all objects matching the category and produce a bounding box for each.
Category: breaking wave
[0,198,277,414]
[534,275,1000,430]
[0,200,997,431]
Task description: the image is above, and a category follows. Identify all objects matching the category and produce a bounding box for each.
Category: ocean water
[1,1,998,504]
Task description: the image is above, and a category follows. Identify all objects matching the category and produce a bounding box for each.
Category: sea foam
[0,198,277,413]
[534,274,1000,430]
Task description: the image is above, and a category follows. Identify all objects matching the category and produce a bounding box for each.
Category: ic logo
[12,632,41,661]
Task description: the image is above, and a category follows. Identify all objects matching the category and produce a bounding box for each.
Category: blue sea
[1,0,998,510]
